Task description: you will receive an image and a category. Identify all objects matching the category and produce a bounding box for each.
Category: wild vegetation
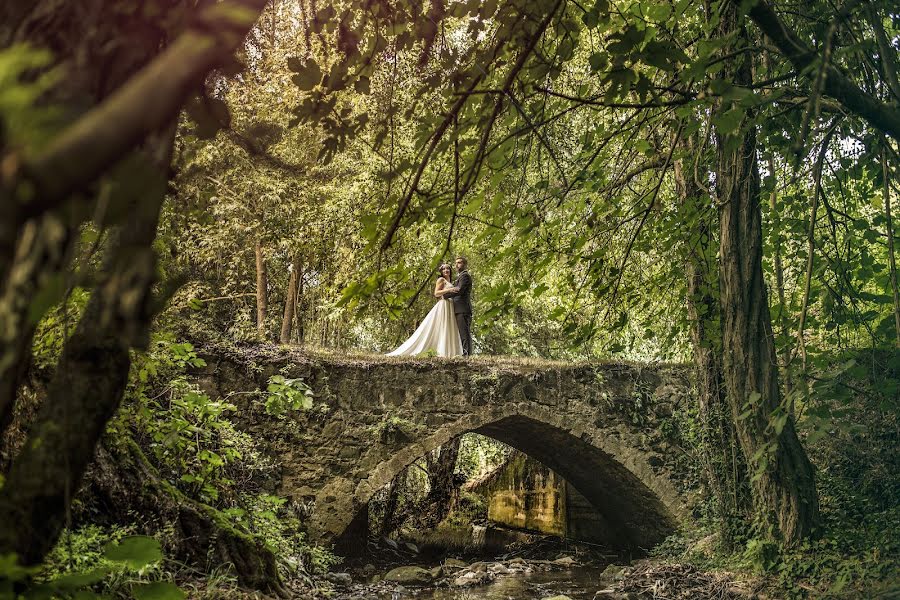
[0,0,898,598]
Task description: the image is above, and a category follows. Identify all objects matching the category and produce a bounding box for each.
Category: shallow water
[376,565,607,599]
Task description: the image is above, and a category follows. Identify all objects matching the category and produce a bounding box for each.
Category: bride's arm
[434,278,456,298]
[434,278,446,298]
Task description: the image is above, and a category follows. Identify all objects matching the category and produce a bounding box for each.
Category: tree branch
[735,0,900,140]
[4,0,269,222]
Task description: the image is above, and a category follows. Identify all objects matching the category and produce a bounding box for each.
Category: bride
[387,263,463,357]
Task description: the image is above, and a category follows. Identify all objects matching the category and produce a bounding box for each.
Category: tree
[0,0,271,568]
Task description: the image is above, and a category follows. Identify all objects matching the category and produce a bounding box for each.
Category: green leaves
[712,106,746,136]
[264,375,314,417]
[289,59,322,91]
[103,536,162,569]
[132,582,185,600]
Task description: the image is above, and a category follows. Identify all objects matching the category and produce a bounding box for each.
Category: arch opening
[333,414,679,555]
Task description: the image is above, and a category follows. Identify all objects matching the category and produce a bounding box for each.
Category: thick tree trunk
[419,438,462,529]
[674,138,749,544]
[0,215,76,438]
[380,467,408,537]
[716,8,819,544]
[280,254,302,344]
[255,239,268,337]
[0,126,175,565]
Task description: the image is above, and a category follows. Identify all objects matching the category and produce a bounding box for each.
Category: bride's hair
[438,263,453,278]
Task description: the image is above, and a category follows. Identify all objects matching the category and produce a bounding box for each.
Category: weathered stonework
[194,343,698,552]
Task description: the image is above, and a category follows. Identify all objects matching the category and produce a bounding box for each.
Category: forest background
[0,0,898,597]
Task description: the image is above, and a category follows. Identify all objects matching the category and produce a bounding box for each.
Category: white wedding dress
[387,278,463,357]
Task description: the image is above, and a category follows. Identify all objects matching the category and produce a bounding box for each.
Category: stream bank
[315,529,764,600]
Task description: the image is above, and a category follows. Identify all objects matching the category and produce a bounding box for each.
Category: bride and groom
[387,256,473,357]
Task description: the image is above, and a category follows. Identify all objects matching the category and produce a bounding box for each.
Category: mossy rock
[384,566,434,585]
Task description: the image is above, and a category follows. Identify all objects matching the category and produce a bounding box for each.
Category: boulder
[384,566,434,585]
[443,558,468,570]
[599,564,628,581]
[451,570,493,587]
[552,556,577,567]
[325,572,352,587]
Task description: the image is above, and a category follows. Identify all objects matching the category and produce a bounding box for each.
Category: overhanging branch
[735,0,900,140]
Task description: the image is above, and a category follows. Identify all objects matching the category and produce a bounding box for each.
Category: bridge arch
[319,403,684,551]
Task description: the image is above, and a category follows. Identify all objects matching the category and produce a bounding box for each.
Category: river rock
[552,556,577,567]
[541,595,575,600]
[489,562,510,574]
[361,563,377,577]
[599,564,628,581]
[325,572,352,587]
[443,558,468,570]
[429,566,443,579]
[384,566,434,585]
[451,570,493,587]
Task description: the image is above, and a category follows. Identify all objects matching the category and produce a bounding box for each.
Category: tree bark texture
[0,0,168,441]
[0,126,175,566]
[674,138,750,542]
[715,8,819,544]
[418,438,463,529]
[255,239,268,336]
[280,254,302,344]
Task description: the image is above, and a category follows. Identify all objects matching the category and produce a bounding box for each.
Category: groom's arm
[444,272,470,299]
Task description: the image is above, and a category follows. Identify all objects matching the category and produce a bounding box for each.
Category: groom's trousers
[456,313,472,356]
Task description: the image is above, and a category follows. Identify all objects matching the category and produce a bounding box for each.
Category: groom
[445,256,473,356]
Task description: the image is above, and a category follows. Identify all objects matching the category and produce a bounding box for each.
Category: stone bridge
[196,344,698,553]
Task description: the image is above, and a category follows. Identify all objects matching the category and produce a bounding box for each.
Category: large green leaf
[103,536,162,569]
[132,582,185,600]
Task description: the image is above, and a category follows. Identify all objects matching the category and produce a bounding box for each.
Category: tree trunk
[87,438,285,595]
[296,260,305,343]
[715,9,819,545]
[0,125,175,566]
[418,438,462,529]
[674,136,750,544]
[380,467,408,537]
[255,239,268,337]
[280,254,302,344]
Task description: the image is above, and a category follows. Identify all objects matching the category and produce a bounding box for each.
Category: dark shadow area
[336,417,677,558]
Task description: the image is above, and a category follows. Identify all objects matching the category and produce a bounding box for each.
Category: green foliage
[1,527,184,600]
[442,491,488,529]
[0,44,63,150]
[30,288,90,371]
[263,374,314,417]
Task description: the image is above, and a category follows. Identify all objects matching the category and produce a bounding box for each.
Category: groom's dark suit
[444,270,473,356]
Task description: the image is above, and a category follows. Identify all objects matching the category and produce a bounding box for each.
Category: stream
[374,564,610,599]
